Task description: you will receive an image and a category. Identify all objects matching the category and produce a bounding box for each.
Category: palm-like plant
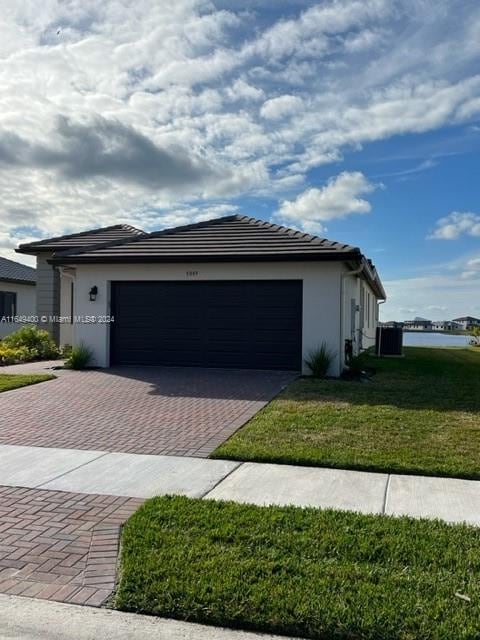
[470,326,480,346]
[304,342,336,377]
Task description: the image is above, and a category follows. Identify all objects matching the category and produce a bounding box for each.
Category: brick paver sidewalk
[0,486,142,606]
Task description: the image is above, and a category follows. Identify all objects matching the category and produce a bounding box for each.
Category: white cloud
[260,95,303,120]
[428,212,480,239]
[467,257,480,269]
[0,0,479,254]
[242,0,394,62]
[381,274,480,321]
[225,79,264,102]
[140,203,241,231]
[278,171,376,233]
[460,256,480,278]
[426,305,447,312]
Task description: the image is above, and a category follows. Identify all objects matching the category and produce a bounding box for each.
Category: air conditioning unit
[376,327,403,356]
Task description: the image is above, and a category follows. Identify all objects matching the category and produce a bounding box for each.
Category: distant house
[431,320,462,332]
[381,321,404,328]
[403,317,432,331]
[0,257,36,338]
[452,316,480,331]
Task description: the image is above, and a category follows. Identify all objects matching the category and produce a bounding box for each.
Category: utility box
[376,327,403,356]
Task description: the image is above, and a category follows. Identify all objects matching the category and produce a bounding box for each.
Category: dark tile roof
[0,256,36,285]
[51,215,361,263]
[16,224,145,254]
[43,215,385,299]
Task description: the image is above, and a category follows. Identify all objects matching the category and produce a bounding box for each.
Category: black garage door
[110,280,302,370]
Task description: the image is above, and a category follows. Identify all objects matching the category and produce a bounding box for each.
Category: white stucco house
[431,320,462,332]
[403,318,432,331]
[0,257,36,338]
[16,215,386,375]
[452,316,480,331]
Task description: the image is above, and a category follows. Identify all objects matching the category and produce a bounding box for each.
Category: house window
[0,291,17,318]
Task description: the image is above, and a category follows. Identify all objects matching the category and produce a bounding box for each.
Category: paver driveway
[0,366,295,456]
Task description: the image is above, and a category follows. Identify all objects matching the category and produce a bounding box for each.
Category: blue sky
[1,0,479,320]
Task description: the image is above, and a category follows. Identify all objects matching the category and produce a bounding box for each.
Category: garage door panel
[206,317,250,329]
[205,334,251,345]
[252,321,301,333]
[111,281,302,370]
[114,323,203,336]
[155,318,204,330]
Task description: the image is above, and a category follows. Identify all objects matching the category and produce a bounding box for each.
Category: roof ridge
[52,229,150,259]
[51,216,240,259]
[234,214,358,251]
[146,215,239,239]
[17,223,146,252]
[118,224,145,235]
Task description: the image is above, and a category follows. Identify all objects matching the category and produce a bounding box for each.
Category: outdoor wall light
[89,286,98,301]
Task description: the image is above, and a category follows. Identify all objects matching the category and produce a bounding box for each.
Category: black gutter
[49,250,362,266]
[0,277,36,286]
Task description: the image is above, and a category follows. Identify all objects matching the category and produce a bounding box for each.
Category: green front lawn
[213,347,480,479]
[116,496,480,640]
[0,373,55,392]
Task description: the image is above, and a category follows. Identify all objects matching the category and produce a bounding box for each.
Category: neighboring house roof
[452,316,480,322]
[0,256,36,285]
[16,224,145,254]
[49,215,386,299]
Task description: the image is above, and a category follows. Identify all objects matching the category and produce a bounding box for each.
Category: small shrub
[0,345,33,365]
[61,344,73,358]
[65,343,93,370]
[305,342,336,377]
[2,325,59,360]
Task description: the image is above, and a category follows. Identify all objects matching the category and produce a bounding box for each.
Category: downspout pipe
[58,266,76,283]
[340,263,364,372]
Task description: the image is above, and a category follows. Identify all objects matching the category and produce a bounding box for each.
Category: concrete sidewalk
[0,594,286,640]
[0,443,479,526]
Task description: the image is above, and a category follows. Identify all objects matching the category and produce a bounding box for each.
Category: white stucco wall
[63,260,382,375]
[341,266,379,365]
[0,280,36,338]
[35,253,60,342]
[360,280,378,350]
[68,261,346,375]
[59,272,74,346]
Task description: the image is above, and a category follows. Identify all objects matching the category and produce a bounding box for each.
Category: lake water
[403,332,471,347]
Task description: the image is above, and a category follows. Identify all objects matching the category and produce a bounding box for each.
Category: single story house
[431,320,462,332]
[380,321,404,329]
[0,257,36,338]
[403,318,432,331]
[452,316,480,331]
[17,215,386,375]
